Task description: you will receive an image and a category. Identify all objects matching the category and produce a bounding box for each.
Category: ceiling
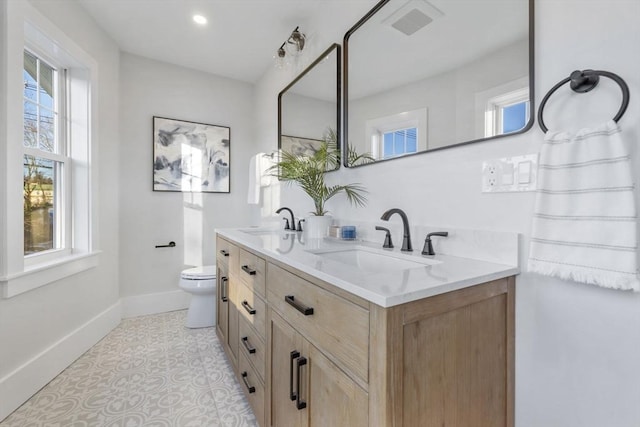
[77,0,377,83]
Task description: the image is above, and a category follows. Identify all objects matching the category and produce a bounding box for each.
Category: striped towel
[528,120,640,291]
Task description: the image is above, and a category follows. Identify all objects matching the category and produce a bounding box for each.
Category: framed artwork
[280,135,324,157]
[153,116,230,193]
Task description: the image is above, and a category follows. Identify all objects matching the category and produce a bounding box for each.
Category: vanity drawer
[238,351,265,427]
[216,236,238,271]
[239,315,266,382]
[236,281,267,340]
[267,263,369,384]
[238,248,266,297]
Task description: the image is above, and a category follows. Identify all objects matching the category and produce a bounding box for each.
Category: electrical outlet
[482,154,538,193]
[482,161,500,189]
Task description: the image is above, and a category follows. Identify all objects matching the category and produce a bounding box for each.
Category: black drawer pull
[242,300,256,315]
[241,371,255,394]
[241,336,256,354]
[289,350,299,401]
[296,356,307,410]
[220,277,228,302]
[285,295,314,316]
[241,265,257,275]
[219,249,229,257]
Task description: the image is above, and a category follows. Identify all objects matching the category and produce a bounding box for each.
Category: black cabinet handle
[285,295,314,316]
[289,350,299,401]
[241,371,255,394]
[241,265,257,276]
[220,277,228,302]
[241,336,256,354]
[219,249,229,257]
[241,300,256,315]
[296,356,307,410]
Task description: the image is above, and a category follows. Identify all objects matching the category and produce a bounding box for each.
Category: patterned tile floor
[1,310,257,427]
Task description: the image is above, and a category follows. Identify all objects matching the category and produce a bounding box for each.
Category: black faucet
[380,208,412,252]
[422,231,448,256]
[276,207,295,231]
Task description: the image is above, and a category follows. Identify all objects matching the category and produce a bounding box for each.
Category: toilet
[179,265,217,328]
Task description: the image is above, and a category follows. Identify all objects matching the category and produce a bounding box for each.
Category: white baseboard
[121,289,190,319]
[0,301,122,422]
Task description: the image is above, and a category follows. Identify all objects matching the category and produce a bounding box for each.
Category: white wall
[254,0,640,425]
[0,0,121,420]
[118,53,255,300]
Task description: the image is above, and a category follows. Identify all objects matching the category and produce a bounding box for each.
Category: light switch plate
[482,154,538,193]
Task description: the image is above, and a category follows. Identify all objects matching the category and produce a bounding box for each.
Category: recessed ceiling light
[193,15,207,25]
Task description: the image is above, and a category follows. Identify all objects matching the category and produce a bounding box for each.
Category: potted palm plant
[271,132,368,237]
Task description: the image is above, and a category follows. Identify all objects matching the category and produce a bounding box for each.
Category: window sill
[0,251,101,299]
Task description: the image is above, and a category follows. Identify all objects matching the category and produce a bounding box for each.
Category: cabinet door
[216,267,229,346]
[306,343,368,427]
[402,291,508,427]
[269,311,305,427]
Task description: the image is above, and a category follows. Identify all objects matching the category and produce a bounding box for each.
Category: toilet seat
[181,265,216,280]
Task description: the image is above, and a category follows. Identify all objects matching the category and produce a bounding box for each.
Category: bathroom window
[2,4,98,298]
[23,51,68,256]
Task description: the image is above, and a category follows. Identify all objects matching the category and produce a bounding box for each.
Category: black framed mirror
[278,43,341,171]
[344,0,534,167]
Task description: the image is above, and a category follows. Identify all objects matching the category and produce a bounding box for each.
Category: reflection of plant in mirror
[270,132,367,216]
[322,128,375,167]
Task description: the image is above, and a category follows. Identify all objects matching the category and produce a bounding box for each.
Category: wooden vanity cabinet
[215,233,514,427]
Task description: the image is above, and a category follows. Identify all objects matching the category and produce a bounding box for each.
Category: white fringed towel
[528,120,640,291]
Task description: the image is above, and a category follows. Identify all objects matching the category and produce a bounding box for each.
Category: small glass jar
[341,226,356,240]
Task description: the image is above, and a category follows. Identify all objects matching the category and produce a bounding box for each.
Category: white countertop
[217,228,519,308]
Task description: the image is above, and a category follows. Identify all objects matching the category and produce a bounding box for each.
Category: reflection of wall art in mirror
[153,116,230,193]
[343,0,534,168]
[279,43,341,172]
[280,135,324,157]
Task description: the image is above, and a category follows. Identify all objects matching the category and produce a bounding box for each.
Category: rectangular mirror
[344,0,534,167]
[278,43,341,171]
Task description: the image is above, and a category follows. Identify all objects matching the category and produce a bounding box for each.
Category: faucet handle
[296,219,305,232]
[422,231,448,256]
[375,226,394,249]
[282,218,291,230]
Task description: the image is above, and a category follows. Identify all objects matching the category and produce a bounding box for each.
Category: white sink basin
[308,246,440,273]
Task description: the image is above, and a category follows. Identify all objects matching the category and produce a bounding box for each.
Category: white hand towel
[247,153,262,204]
[528,120,639,291]
[259,153,276,187]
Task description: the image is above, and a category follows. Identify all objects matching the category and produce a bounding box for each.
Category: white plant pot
[304,215,333,239]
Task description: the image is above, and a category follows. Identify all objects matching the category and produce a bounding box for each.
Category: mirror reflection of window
[382,128,417,159]
[484,87,530,137]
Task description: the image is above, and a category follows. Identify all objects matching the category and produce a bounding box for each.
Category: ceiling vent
[382,0,444,36]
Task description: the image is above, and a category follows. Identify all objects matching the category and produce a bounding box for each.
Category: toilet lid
[181,265,217,280]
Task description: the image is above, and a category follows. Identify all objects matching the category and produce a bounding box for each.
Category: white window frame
[365,108,428,159]
[0,1,99,298]
[23,48,73,265]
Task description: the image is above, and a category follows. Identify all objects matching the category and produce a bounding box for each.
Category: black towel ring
[538,69,630,133]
